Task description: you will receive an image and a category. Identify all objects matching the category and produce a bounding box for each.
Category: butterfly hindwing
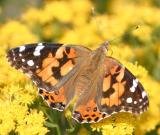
[39,87,68,111]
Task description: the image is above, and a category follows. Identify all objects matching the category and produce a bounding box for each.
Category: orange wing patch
[60,60,74,76]
[39,87,67,111]
[65,48,76,58]
[103,75,111,91]
[41,53,59,68]
[45,77,58,86]
[116,67,125,82]
[55,47,76,59]
[35,47,77,86]
[35,53,59,85]
[55,47,65,59]
[73,99,106,123]
[101,65,126,107]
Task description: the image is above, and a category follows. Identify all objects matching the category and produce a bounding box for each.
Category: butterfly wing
[99,57,149,114]
[72,57,149,123]
[7,43,91,111]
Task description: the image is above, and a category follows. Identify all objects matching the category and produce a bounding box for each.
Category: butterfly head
[101,40,110,52]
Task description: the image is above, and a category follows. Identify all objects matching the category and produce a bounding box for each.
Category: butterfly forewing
[7,43,63,90]
[7,43,91,111]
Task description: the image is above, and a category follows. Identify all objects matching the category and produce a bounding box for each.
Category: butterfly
[6,42,149,123]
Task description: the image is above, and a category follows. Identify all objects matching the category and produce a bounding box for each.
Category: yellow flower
[42,24,54,40]
[71,0,92,26]
[16,110,48,135]
[92,113,136,135]
[21,8,43,25]
[135,76,160,134]
[0,101,28,134]
[44,1,73,23]
[60,21,102,46]
[138,6,160,25]
[132,25,152,42]
[0,21,38,47]
[107,45,134,61]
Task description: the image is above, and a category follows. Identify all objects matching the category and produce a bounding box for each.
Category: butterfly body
[7,42,149,123]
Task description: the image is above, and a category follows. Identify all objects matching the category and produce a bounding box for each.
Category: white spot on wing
[130,86,135,92]
[27,60,34,66]
[133,79,138,87]
[22,59,25,62]
[130,79,139,92]
[142,91,147,98]
[134,101,137,104]
[33,43,44,56]
[33,51,40,56]
[19,46,25,52]
[36,45,44,50]
[126,97,132,103]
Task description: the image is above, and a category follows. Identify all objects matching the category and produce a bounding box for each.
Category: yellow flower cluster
[0,57,48,134]
[0,21,38,47]
[0,0,160,134]
[91,113,136,135]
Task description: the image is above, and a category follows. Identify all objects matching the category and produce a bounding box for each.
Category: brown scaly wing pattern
[7,43,91,111]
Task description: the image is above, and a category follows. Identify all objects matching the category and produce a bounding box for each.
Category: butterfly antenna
[107,25,141,56]
[108,25,141,45]
[104,40,113,56]
[91,7,106,41]
[91,7,141,48]
[109,46,113,56]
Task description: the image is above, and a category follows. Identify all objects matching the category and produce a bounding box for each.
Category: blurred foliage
[0,0,160,135]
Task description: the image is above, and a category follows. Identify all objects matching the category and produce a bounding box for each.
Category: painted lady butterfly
[6,42,149,123]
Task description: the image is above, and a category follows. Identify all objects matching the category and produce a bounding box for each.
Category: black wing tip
[6,49,14,64]
[6,47,21,69]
